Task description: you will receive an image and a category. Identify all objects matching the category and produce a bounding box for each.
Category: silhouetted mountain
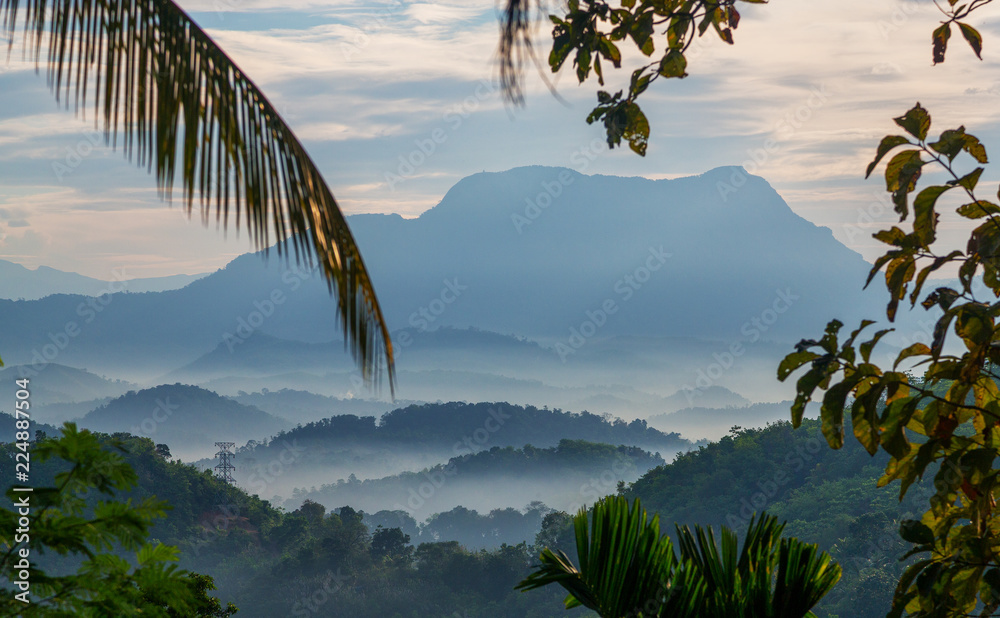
[289,439,665,521]
[0,363,135,405]
[230,388,422,425]
[0,258,206,300]
[78,384,289,459]
[0,166,892,374]
[648,400,820,441]
[193,401,691,500]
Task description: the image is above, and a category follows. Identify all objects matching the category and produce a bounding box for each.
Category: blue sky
[0,0,997,279]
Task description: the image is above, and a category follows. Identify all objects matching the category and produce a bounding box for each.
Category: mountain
[0,166,916,407]
[647,400,820,441]
[77,384,289,460]
[229,388,422,425]
[0,258,207,300]
[0,363,135,406]
[194,401,692,499]
[288,440,665,523]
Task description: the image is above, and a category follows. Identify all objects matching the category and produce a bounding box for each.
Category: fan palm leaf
[0,0,394,392]
[518,497,842,618]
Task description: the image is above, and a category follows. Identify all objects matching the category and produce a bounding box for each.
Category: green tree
[516,495,840,617]
[0,0,394,389]
[771,6,1000,615]
[370,525,413,563]
[497,0,999,614]
[0,423,236,615]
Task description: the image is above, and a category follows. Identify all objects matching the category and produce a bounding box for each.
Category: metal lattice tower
[214,442,236,484]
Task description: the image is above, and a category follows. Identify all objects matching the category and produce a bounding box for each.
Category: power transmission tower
[214,442,236,484]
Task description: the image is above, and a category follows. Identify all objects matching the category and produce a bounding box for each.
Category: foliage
[516,495,840,617]
[499,0,766,155]
[778,101,1000,615]
[0,423,235,616]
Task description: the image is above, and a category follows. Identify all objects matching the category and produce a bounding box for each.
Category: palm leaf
[1,0,394,392]
[516,496,680,617]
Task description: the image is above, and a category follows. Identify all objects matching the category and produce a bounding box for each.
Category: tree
[516,495,840,617]
[370,525,413,563]
[769,5,1000,616]
[0,423,236,615]
[497,0,999,614]
[0,0,394,389]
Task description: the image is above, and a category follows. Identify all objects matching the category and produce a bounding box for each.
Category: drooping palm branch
[0,0,394,393]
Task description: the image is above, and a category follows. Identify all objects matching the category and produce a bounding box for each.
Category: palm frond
[516,496,677,617]
[497,0,534,105]
[1,0,394,393]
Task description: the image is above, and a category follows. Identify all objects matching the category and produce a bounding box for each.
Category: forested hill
[78,383,289,459]
[267,401,687,451]
[287,439,664,516]
[625,419,934,617]
[208,401,690,496]
[4,418,940,617]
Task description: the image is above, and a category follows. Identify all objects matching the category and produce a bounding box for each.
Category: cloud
[1,0,998,275]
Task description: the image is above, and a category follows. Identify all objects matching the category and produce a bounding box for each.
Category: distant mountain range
[0,165,925,412]
[647,400,821,441]
[0,258,206,300]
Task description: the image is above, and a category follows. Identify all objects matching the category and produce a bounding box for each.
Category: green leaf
[0,0,397,393]
[860,329,892,363]
[913,185,947,246]
[900,519,935,545]
[894,105,931,142]
[894,342,931,369]
[778,350,820,381]
[658,49,687,78]
[867,135,911,179]
[957,200,1000,219]
[933,23,951,64]
[958,22,983,60]
[950,166,984,191]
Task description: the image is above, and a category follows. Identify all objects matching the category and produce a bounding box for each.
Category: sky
[0,0,998,279]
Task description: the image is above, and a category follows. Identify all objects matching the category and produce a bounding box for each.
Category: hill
[229,388,421,425]
[0,258,205,300]
[78,384,289,460]
[647,400,820,440]
[287,439,664,518]
[625,419,934,617]
[0,363,134,405]
[198,401,691,500]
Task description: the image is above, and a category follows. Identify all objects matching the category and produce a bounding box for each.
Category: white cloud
[1,0,998,275]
